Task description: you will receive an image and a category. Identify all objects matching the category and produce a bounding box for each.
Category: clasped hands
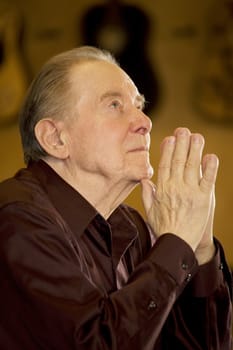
[141,127,219,265]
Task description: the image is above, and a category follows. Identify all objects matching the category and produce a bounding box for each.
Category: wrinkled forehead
[68,59,140,99]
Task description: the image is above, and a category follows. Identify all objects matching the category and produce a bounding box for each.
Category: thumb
[141,179,156,215]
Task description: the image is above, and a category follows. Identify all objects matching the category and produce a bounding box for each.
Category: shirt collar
[29,160,98,236]
[108,205,139,262]
[28,161,139,254]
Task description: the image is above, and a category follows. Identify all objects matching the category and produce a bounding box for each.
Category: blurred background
[0,0,232,272]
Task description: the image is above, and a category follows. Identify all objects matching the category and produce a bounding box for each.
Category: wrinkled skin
[141,127,219,265]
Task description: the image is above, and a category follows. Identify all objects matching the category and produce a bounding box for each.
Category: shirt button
[219,262,224,270]
[185,273,192,282]
[181,263,188,270]
[147,300,157,311]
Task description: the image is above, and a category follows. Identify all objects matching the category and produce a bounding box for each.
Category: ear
[34,118,69,159]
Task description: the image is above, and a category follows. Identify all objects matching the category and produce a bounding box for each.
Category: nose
[131,109,152,135]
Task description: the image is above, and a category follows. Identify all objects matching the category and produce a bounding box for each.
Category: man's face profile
[62,60,154,186]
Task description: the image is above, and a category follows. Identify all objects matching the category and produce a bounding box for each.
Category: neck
[82,179,137,219]
[44,158,137,219]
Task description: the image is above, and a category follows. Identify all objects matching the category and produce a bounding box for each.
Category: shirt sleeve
[0,204,232,350]
[154,236,233,350]
[127,205,232,349]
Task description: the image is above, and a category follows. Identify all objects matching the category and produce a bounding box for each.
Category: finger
[170,128,191,179]
[184,133,205,185]
[157,136,176,184]
[200,154,219,193]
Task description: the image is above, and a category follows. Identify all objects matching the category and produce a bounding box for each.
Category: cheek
[97,133,126,172]
[68,116,128,164]
[96,122,126,152]
[66,125,90,159]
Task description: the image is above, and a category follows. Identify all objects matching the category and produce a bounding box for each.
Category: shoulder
[0,168,55,220]
[0,173,29,207]
[0,169,69,252]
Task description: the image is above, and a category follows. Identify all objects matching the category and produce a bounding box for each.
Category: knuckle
[172,158,185,167]
[185,160,195,168]
[158,162,170,169]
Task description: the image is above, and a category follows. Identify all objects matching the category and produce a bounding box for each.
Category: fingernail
[192,134,204,143]
[167,136,176,143]
[177,128,189,136]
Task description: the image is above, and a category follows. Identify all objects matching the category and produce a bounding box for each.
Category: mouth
[128,146,149,153]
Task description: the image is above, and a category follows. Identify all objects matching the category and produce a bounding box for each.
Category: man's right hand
[141,127,219,254]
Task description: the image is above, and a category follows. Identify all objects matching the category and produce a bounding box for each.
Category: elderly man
[0,46,232,349]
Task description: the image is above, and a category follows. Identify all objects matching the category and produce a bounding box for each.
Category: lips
[128,146,149,153]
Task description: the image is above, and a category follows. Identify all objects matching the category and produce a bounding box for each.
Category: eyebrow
[100,91,146,108]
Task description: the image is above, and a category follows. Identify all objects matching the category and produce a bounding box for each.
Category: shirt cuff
[185,242,224,297]
[147,233,198,288]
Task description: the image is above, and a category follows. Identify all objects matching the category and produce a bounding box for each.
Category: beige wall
[0,0,232,267]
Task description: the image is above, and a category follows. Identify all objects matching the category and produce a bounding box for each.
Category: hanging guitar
[81,0,160,116]
[193,0,233,124]
[0,8,28,127]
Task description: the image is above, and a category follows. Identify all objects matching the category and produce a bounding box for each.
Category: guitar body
[81,1,160,115]
[0,9,28,126]
[193,0,233,124]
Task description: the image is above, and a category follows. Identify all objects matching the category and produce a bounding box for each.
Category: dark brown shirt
[0,160,232,349]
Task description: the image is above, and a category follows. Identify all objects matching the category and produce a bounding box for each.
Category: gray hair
[19,46,117,165]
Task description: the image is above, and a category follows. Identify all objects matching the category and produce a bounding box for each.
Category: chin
[131,165,154,182]
[142,163,154,178]
[142,168,154,180]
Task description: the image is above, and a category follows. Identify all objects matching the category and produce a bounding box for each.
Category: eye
[110,100,122,109]
[135,94,146,111]
[136,100,146,111]
[136,104,143,111]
